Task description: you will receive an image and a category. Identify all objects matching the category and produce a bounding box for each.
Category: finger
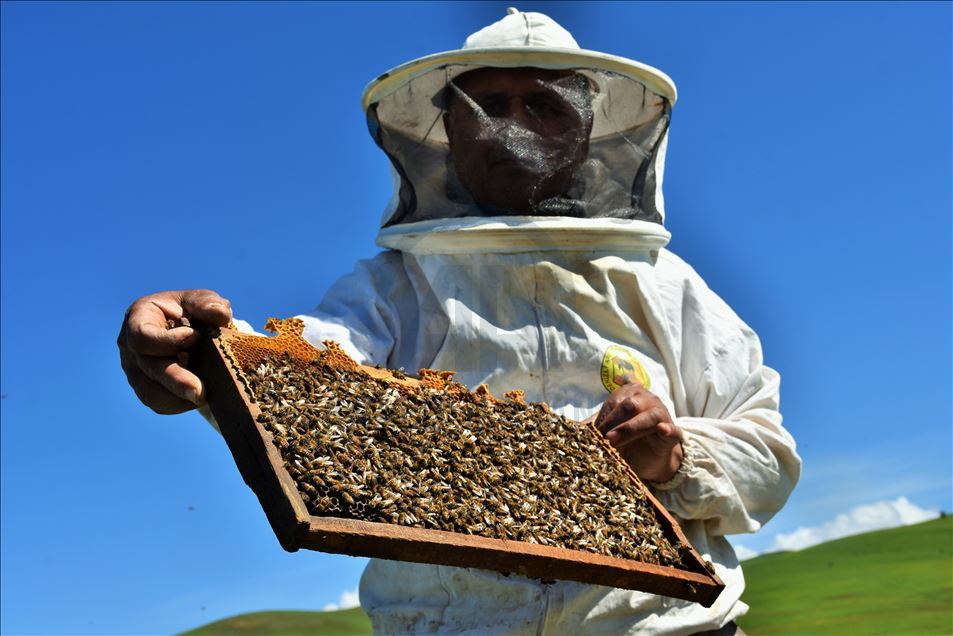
[123,360,198,414]
[123,300,201,356]
[135,353,205,405]
[655,421,681,440]
[593,384,640,421]
[646,421,683,450]
[181,289,232,327]
[596,394,644,434]
[605,407,668,447]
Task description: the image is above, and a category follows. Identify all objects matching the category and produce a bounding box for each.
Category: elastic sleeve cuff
[647,429,696,491]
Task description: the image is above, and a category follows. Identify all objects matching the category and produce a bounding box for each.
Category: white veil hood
[362,8,677,253]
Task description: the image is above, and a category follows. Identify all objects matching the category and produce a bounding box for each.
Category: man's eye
[527,95,570,120]
[478,96,508,117]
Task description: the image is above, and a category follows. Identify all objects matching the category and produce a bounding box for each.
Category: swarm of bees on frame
[231,334,684,568]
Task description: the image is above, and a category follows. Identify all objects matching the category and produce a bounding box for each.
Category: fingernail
[187,388,204,405]
[606,430,619,444]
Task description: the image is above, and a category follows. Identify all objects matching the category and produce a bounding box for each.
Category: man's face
[444,67,593,215]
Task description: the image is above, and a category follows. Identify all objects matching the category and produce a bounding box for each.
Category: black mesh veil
[366,64,671,227]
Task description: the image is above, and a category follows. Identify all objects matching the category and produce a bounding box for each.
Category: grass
[182,517,952,635]
[182,607,371,636]
[738,515,952,635]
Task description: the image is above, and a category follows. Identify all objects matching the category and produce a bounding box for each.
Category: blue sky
[1,1,950,634]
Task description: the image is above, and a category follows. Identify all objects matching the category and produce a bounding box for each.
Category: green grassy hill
[183,517,951,636]
[182,607,371,636]
[738,515,952,635]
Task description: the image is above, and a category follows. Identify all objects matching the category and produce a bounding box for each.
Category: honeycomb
[218,318,688,568]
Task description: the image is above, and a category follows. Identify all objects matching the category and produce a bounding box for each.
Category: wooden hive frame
[192,322,725,607]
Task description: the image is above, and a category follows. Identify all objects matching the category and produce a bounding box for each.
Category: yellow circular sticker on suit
[600,345,651,393]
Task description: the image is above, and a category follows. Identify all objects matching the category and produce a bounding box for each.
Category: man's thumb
[180,289,233,327]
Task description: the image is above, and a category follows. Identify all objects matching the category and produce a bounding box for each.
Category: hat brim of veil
[361,47,677,113]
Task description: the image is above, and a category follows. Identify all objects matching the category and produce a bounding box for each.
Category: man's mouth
[487,152,549,176]
[489,156,523,170]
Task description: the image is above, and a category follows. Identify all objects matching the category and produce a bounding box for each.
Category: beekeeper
[117,9,800,635]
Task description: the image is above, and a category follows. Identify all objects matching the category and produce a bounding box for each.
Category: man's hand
[118,290,232,414]
[588,382,683,483]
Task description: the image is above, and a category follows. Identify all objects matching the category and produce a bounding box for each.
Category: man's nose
[500,97,535,128]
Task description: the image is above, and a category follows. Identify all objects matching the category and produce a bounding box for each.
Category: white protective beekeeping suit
[224,9,800,635]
